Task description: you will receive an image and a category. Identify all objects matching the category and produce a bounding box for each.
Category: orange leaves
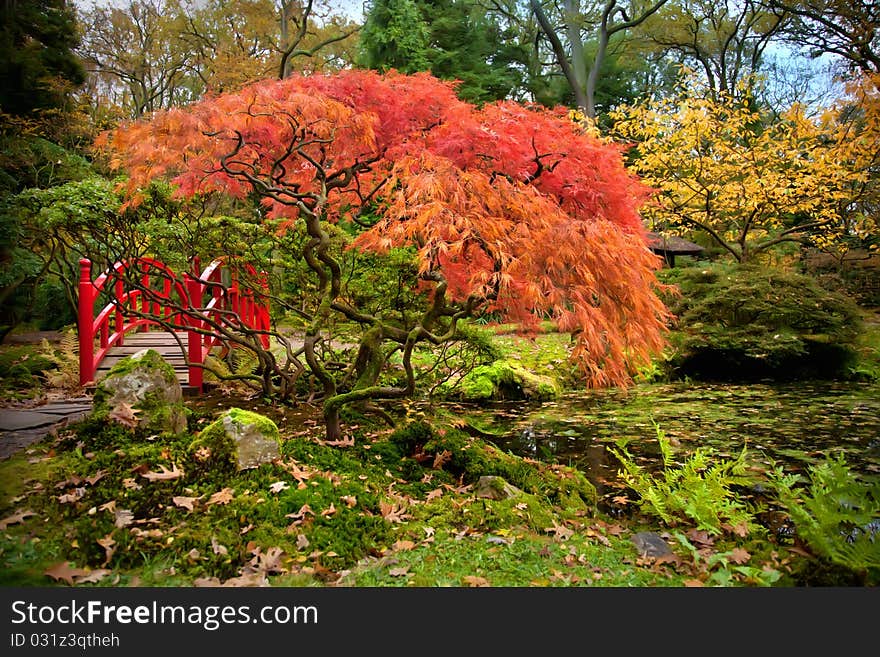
[102,70,670,389]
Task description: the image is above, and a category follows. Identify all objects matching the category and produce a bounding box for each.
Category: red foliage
[97,69,670,387]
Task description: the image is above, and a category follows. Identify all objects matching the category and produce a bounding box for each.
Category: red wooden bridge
[77,257,271,392]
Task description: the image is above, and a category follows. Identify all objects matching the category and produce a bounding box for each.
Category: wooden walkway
[97,331,192,388]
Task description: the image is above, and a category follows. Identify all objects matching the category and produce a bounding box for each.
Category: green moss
[187,408,280,476]
[445,360,560,402]
[391,421,597,513]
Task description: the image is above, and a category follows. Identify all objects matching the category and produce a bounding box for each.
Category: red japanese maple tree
[98,70,670,441]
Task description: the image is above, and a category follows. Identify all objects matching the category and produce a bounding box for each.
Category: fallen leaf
[388,566,410,577]
[546,523,574,541]
[45,562,89,586]
[340,495,357,508]
[96,535,116,565]
[393,540,416,551]
[193,577,223,587]
[683,579,705,587]
[432,449,452,469]
[75,569,111,584]
[57,488,85,504]
[0,509,36,530]
[109,402,141,428]
[295,534,310,550]
[172,496,199,511]
[141,464,184,482]
[85,470,107,486]
[426,488,443,502]
[728,547,751,565]
[98,500,117,513]
[423,526,435,537]
[686,529,714,547]
[463,575,490,587]
[269,481,289,494]
[207,488,234,505]
[114,509,134,528]
[122,478,141,491]
[285,504,314,523]
[211,536,228,556]
[320,503,336,517]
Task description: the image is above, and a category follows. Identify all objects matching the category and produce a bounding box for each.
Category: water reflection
[453,381,880,512]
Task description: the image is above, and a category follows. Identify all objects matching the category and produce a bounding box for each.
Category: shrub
[659,262,863,380]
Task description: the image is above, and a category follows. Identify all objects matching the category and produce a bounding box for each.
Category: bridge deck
[97,331,195,391]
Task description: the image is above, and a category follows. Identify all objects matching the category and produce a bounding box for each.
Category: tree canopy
[97,69,671,439]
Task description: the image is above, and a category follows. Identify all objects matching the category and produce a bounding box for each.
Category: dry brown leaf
[295,534,310,550]
[96,535,116,566]
[683,579,705,587]
[44,562,89,586]
[98,500,116,513]
[108,402,141,428]
[320,503,336,517]
[0,509,36,530]
[114,508,134,528]
[426,488,443,502]
[340,495,357,508]
[141,464,184,482]
[85,470,107,486]
[432,449,452,469]
[172,496,199,511]
[388,566,410,577]
[122,478,141,491]
[57,488,85,504]
[728,547,751,565]
[75,569,111,584]
[211,536,228,556]
[285,504,314,522]
[463,575,491,587]
[269,481,289,494]
[207,488,234,505]
[393,540,416,551]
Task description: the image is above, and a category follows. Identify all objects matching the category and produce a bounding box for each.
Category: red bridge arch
[78,256,271,390]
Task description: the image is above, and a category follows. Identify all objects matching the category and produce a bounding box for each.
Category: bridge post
[78,259,95,386]
[259,271,270,349]
[186,272,204,391]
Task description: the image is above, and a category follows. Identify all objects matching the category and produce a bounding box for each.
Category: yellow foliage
[608,74,872,261]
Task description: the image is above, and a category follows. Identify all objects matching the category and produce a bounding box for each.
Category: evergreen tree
[0,0,85,116]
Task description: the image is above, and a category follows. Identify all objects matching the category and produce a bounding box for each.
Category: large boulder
[446,360,559,402]
[92,348,187,434]
[190,408,281,471]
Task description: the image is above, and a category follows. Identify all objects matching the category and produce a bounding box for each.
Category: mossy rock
[445,360,560,402]
[189,408,281,472]
[391,421,597,513]
[91,348,187,435]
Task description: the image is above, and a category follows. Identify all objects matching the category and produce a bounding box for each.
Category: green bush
[659,262,863,381]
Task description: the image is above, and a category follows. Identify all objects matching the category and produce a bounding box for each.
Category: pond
[451,381,880,513]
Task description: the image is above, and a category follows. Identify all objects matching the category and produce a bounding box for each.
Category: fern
[609,425,757,535]
[39,329,80,390]
[769,453,880,582]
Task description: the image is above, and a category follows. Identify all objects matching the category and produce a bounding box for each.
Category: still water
[454,381,880,510]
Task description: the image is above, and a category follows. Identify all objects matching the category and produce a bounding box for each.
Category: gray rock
[630,531,673,558]
[92,348,187,434]
[475,475,522,500]
[193,408,281,470]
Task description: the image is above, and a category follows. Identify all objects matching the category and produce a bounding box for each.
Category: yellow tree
[822,71,880,255]
[609,75,859,262]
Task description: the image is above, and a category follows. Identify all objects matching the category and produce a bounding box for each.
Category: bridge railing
[78,257,271,389]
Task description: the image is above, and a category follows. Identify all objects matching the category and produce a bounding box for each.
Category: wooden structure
[78,257,271,391]
[646,232,705,267]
